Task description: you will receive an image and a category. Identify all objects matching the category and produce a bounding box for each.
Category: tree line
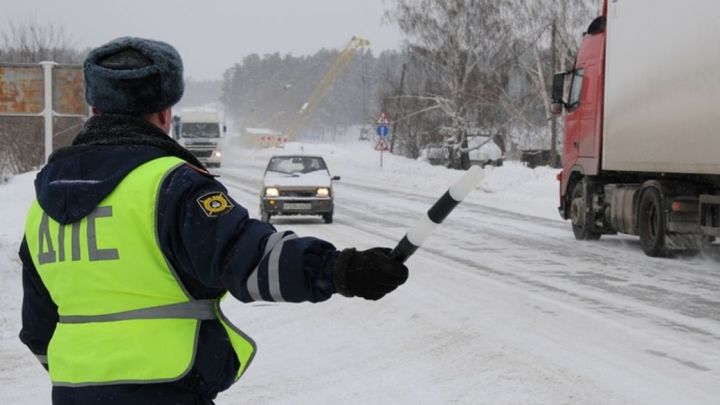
[220,48,400,140]
[220,0,600,169]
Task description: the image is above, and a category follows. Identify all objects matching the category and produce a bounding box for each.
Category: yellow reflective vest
[24,156,256,386]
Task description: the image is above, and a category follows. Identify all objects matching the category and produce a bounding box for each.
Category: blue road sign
[376,125,389,138]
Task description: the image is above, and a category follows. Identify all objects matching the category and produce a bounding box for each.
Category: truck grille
[191,150,213,158]
[281,190,316,198]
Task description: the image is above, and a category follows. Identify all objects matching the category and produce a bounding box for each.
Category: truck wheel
[323,212,333,224]
[570,183,601,241]
[639,187,669,257]
[261,210,271,223]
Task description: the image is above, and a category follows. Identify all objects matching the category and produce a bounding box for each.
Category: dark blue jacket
[19,123,340,402]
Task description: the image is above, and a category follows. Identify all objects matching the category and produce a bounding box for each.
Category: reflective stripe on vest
[58,299,217,323]
[24,156,256,386]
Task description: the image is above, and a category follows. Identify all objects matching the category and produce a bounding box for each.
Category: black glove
[333,247,409,300]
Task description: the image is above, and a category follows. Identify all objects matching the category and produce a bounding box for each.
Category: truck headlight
[265,187,279,197]
[316,187,329,197]
[214,151,222,157]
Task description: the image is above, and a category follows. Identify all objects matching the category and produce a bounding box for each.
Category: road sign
[377,111,389,124]
[376,124,389,138]
[375,138,389,151]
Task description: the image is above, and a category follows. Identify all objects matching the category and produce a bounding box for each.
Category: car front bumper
[188,148,222,165]
[262,197,333,215]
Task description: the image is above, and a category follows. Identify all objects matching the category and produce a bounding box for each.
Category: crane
[285,36,370,140]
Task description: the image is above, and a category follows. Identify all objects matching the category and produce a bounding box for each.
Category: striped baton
[390,165,484,263]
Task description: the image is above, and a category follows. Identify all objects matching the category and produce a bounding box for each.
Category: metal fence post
[40,61,56,163]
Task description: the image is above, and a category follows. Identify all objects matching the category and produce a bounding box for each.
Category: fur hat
[83,37,184,115]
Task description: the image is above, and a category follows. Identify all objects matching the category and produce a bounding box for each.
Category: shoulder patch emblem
[197,192,234,217]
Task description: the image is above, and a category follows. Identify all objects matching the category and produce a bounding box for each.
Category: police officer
[19,37,408,405]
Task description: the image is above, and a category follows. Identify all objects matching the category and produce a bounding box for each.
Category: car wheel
[261,210,271,223]
[639,187,669,257]
[323,212,333,224]
[570,182,601,241]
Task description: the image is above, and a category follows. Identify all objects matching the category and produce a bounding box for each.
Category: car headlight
[316,187,330,197]
[214,151,222,157]
[265,187,279,197]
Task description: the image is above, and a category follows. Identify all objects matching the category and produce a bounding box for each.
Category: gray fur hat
[83,37,184,114]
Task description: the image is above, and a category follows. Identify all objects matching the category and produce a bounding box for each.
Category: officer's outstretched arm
[158,165,339,303]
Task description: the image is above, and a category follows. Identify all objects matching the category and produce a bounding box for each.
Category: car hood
[263,171,332,188]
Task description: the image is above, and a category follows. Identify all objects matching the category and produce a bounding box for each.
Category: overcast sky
[1,0,404,80]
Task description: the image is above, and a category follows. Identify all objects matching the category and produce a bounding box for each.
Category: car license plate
[284,203,311,210]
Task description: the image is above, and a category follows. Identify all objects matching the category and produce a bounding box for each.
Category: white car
[260,155,340,223]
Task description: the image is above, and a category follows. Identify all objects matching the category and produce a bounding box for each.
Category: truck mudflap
[699,194,720,236]
[665,233,708,251]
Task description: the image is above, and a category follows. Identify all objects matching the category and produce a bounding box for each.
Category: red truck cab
[556,13,607,221]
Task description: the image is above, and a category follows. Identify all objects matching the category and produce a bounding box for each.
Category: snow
[468,141,502,161]
[2,135,720,404]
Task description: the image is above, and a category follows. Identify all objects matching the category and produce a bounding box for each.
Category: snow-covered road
[2,139,719,404]
[216,144,720,404]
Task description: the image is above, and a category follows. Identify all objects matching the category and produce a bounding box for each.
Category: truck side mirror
[550,102,564,115]
[550,72,567,115]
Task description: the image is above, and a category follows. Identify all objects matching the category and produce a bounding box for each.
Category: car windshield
[181,123,220,138]
[266,156,328,175]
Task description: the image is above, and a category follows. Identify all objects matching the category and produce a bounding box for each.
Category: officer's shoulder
[178,163,217,179]
[163,163,222,191]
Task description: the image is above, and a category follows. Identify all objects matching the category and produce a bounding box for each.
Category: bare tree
[381,53,442,159]
[381,0,599,168]
[0,17,82,63]
[500,0,596,165]
[387,0,513,169]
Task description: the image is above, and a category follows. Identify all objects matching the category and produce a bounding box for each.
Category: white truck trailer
[552,0,720,257]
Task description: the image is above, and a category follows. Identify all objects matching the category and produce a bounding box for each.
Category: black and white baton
[390,165,484,263]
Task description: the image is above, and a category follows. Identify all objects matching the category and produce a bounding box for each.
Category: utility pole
[549,19,558,168]
[560,1,568,72]
[390,63,406,154]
